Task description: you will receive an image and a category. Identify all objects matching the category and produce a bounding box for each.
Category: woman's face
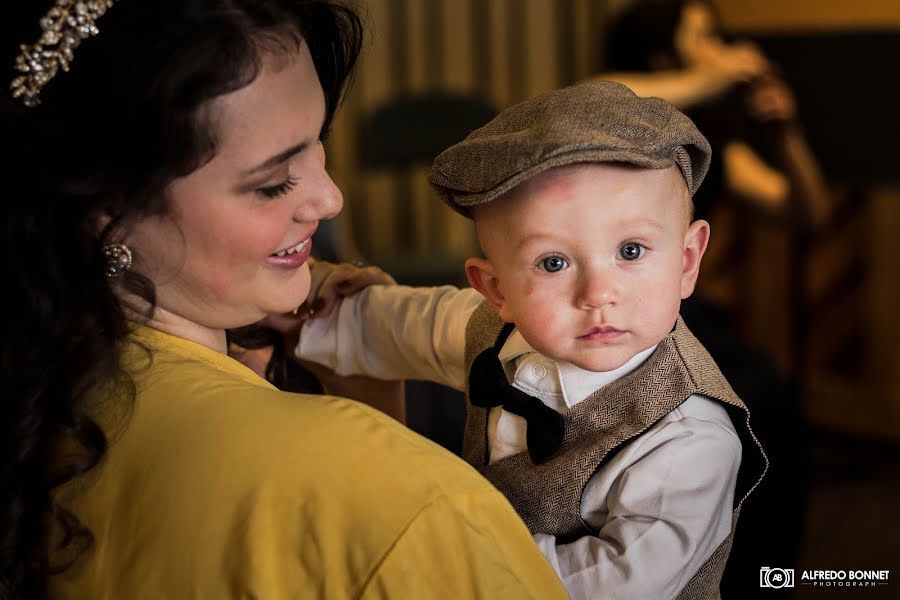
[124,40,342,332]
[674,1,723,67]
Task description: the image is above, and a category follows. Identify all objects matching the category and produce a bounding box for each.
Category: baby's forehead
[472,162,691,231]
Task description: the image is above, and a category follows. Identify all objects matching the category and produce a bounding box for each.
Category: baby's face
[471,163,708,372]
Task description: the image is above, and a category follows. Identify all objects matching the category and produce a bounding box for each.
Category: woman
[602,0,830,227]
[0,2,567,598]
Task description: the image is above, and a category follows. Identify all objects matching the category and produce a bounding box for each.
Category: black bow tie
[468,324,565,464]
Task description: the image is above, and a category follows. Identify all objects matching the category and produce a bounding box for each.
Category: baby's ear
[465,257,511,321]
[681,219,710,299]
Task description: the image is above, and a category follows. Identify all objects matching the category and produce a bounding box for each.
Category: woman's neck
[121,293,228,353]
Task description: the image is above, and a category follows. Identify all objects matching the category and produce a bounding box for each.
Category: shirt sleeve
[296,285,484,391]
[533,409,742,600]
[361,490,569,600]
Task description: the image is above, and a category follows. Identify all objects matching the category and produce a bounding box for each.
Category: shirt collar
[497,328,658,409]
[497,328,534,363]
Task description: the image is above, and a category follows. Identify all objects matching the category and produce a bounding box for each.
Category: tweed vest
[462,302,768,600]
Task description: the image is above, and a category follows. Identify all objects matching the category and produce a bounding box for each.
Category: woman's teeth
[274,239,308,257]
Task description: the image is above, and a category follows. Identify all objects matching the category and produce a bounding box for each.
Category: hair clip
[10,0,118,108]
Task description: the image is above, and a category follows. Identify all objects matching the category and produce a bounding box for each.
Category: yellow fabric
[49,326,567,599]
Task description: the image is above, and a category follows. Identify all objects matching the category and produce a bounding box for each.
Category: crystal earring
[103,244,133,278]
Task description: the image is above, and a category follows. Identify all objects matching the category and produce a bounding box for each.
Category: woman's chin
[277,267,311,313]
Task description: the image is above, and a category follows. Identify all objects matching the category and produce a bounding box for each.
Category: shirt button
[532,364,547,379]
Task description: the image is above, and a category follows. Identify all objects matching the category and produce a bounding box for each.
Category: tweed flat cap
[429,80,711,217]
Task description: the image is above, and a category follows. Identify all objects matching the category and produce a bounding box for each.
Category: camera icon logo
[760,567,795,588]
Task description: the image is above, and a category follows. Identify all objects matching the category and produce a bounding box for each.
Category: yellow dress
[49,326,567,599]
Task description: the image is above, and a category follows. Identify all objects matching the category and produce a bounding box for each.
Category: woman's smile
[267,234,313,269]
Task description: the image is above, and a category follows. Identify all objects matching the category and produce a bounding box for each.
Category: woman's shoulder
[67,325,569,599]
[67,333,533,597]
[206,386,490,502]
[122,326,492,503]
[125,326,456,457]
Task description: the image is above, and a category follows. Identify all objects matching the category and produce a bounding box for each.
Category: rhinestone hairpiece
[10,0,118,108]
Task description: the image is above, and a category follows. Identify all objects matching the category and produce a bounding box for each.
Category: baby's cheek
[637,286,682,337]
[516,296,562,340]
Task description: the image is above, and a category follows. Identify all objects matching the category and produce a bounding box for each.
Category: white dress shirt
[298,285,742,600]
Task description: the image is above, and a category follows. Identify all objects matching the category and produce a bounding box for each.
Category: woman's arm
[597,42,767,109]
[597,68,739,109]
[724,73,832,226]
[723,139,790,211]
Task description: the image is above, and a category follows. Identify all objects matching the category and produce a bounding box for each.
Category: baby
[298,81,767,600]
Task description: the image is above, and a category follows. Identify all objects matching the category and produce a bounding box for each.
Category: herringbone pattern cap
[430,80,711,217]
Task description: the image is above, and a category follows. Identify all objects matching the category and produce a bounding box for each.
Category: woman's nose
[295,156,343,222]
[316,171,343,221]
[293,177,342,223]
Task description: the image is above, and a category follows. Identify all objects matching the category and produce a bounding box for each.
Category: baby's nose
[575,269,618,309]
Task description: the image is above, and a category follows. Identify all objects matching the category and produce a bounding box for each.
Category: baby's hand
[260,259,396,347]
[301,259,397,320]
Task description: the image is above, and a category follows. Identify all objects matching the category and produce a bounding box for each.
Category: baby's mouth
[578,326,623,339]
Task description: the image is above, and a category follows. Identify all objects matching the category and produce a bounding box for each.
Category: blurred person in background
[601,0,831,230]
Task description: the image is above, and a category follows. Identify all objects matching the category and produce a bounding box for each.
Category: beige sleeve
[297,285,484,390]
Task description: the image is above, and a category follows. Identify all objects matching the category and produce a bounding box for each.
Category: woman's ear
[681,219,710,299]
[465,257,511,321]
[86,209,115,238]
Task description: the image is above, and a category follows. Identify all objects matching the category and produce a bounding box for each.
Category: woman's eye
[257,176,298,199]
[619,242,645,261]
[538,256,568,272]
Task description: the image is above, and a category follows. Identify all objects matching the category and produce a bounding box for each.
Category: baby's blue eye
[619,243,644,261]
[539,256,568,272]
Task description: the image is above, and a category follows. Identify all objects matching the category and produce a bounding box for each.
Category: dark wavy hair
[605,0,719,71]
[0,1,361,597]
